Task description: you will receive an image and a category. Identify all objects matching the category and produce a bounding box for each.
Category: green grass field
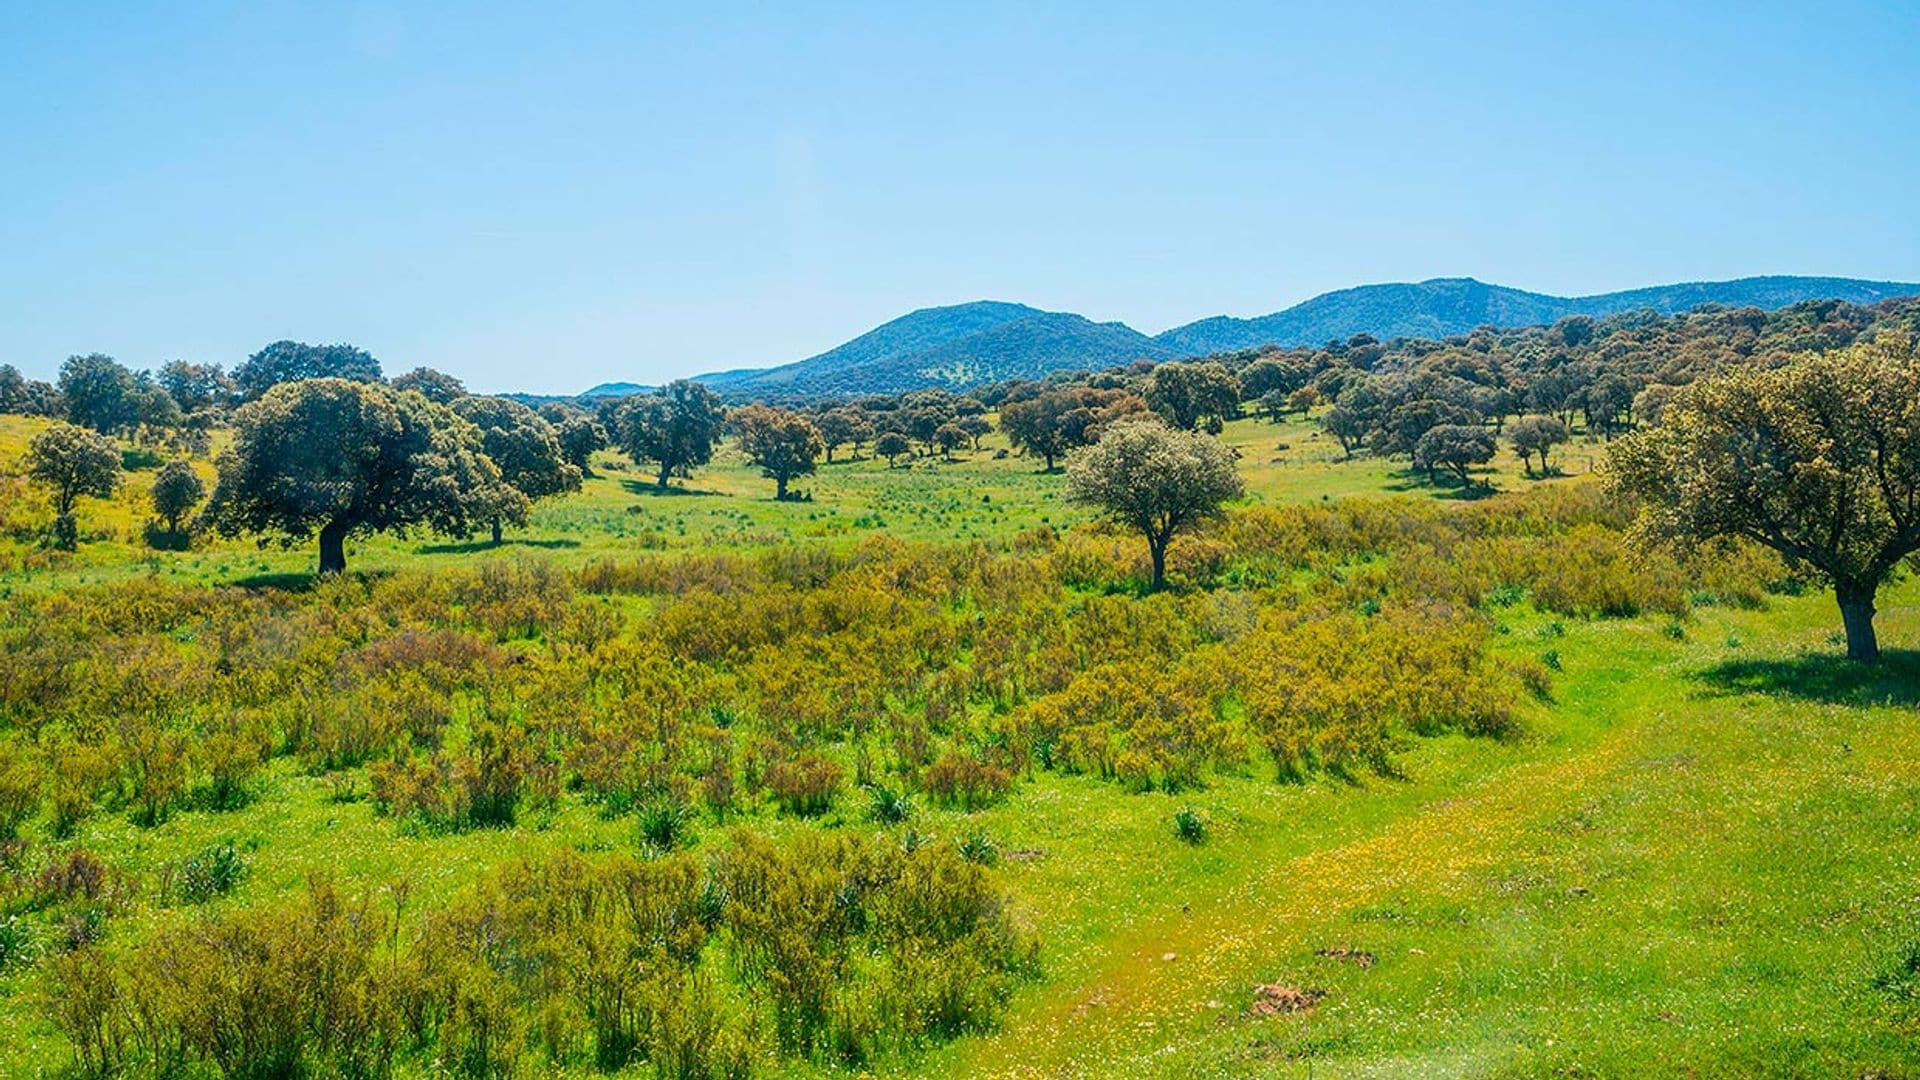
[2,412,1916,1078]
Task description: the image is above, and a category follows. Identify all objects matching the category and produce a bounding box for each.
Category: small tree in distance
[732,405,823,500]
[149,460,206,535]
[875,431,912,468]
[1609,336,1920,662]
[613,380,728,491]
[1509,415,1570,476]
[933,423,970,460]
[1413,424,1496,486]
[1065,415,1244,591]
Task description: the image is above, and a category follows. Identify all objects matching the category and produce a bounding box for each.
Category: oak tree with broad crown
[613,380,728,491]
[1608,336,1920,662]
[1065,414,1244,591]
[731,404,823,500]
[206,378,507,575]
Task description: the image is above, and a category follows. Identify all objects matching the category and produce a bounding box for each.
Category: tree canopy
[1508,414,1570,476]
[1000,387,1139,471]
[612,380,728,490]
[1065,415,1244,590]
[155,361,232,415]
[27,422,122,545]
[1145,361,1240,432]
[732,405,824,500]
[1609,336,1920,662]
[1413,424,1496,486]
[207,378,505,575]
[58,354,172,437]
[148,459,206,535]
[452,396,581,542]
[875,431,912,467]
[232,341,383,402]
[553,414,608,476]
[391,367,468,405]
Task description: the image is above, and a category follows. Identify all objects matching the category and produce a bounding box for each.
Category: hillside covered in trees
[610,276,1920,399]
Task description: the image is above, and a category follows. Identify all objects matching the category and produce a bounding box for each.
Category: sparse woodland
[0,300,1917,1077]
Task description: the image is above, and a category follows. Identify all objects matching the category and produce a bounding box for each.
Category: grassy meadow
[0,409,1915,1079]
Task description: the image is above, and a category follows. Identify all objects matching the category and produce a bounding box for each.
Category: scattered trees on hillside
[206,378,506,575]
[26,422,122,548]
[391,366,468,404]
[452,396,582,542]
[610,380,728,490]
[1000,387,1140,471]
[813,407,872,462]
[1610,336,1920,662]
[732,404,824,499]
[1509,415,1570,476]
[1065,416,1244,590]
[1145,361,1240,432]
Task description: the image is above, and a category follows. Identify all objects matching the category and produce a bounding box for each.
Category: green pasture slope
[1,411,1916,1078]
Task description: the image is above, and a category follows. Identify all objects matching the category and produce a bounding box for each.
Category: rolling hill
[1152,275,1920,355]
[587,275,1920,399]
[691,301,1180,398]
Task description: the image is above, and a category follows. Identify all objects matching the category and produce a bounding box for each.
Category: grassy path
[944,588,1920,1078]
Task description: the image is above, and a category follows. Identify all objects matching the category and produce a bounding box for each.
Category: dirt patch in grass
[1247,984,1325,1017]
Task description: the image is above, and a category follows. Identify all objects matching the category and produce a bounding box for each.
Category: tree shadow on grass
[416,537,583,555]
[1382,470,1500,502]
[1696,649,1920,708]
[619,479,728,498]
[228,567,399,592]
[228,571,317,592]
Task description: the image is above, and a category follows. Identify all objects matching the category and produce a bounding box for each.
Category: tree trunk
[1147,534,1169,592]
[491,517,503,545]
[1836,582,1880,663]
[318,519,349,576]
[775,474,789,500]
[657,461,672,491]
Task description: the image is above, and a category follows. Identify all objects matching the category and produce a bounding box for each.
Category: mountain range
[580,275,1920,399]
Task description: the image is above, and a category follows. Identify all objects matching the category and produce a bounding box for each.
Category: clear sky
[4,2,1918,394]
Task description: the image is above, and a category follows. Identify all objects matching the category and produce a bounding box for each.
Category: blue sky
[4,2,1917,394]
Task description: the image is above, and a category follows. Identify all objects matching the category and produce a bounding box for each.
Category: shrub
[923,751,1014,811]
[866,783,914,825]
[0,739,42,839]
[1173,807,1209,845]
[158,841,250,905]
[638,796,695,853]
[0,914,33,970]
[764,752,842,816]
[957,831,999,866]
